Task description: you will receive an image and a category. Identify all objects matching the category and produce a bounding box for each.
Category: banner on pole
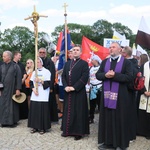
[103,38,130,48]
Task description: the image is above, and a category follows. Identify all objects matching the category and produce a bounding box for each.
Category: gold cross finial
[63,3,68,16]
[24,5,48,36]
[24,5,48,21]
[24,5,48,94]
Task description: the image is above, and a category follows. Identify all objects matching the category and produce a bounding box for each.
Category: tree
[0,20,137,62]
[51,23,93,45]
[0,26,47,63]
[51,20,136,47]
[112,22,135,46]
[91,19,113,45]
[112,22,133,37]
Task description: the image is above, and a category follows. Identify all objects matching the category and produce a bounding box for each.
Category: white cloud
[109,4,150,17]
[0,0,38,9]
[107,4,150,33]
[1,2,150,35]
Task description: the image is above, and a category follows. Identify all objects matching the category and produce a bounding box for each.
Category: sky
[0,0,150,38]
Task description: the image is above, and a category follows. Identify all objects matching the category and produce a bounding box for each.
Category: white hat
[91,54,102,64]
[38,57,43,65]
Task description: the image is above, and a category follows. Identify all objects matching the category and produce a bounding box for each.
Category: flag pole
[63,3,68,62]
[24,5,48,93]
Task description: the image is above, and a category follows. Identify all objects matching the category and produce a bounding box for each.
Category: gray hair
[38,47,47,53]
[122,46,132,56]
[4,51,13,60]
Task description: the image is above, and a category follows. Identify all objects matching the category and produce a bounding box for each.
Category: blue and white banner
[103,38,130,48]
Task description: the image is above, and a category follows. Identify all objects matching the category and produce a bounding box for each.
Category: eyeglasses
[39,52,45,54]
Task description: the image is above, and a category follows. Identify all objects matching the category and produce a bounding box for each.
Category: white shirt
[89,66,102,88]
[30,67,51,102]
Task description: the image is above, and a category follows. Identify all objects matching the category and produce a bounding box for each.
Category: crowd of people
[0,42,149,150]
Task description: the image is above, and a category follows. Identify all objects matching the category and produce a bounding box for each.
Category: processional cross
[62,3,68,61]
[24,6,48,93]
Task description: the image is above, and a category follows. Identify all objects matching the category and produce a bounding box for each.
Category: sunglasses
[39,52,45,54]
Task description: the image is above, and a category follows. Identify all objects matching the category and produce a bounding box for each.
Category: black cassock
[0,62,22,125]
[15,61,28,120]
[96,58,133,149]
[42,57,58,122]
[127,58,139,141]
[62,58,89,136]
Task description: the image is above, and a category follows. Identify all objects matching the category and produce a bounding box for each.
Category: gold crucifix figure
[24,5,48,36]
[24,5,48,93]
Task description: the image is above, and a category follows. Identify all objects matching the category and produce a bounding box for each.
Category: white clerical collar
[110,55,121,62]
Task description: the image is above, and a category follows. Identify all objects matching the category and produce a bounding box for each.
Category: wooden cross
[24,5,48,93]
[24,5,48,37]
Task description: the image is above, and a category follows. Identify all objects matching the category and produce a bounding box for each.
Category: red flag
[81,36,109,66]
[56,32,63,52]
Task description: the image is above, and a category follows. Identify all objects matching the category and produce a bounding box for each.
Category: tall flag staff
[63,3,68,62]
[24,5,48,93]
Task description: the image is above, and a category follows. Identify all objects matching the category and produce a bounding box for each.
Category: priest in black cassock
[96,42,133,150]
[13,51,28,120]
[121,46,139,142]
[0,51,22,127]
[61,44,89,140]
[38,47,58,122]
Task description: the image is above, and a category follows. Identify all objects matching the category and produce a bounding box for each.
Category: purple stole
[104,56,124,109]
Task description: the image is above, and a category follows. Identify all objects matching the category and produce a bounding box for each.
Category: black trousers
[89,90,101,120]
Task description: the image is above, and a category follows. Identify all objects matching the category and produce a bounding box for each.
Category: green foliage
[51,19,135,47]
[0,26,47,63]
[0,19,137,62]
[91,19,113,45]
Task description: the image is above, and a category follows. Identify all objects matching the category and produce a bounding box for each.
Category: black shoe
[1,124,7,127]
[1,124,17,128]
[145,136,150,140]
[61,133,67,137]
[98,144,115,150]
[9,124,17,128]
[74,135,82,140]
[39,130,45,135]
[30,128,38,134]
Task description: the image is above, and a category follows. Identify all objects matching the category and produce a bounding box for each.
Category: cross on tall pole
[62,3,68,62]
[24,5,48,93]
[63,3,68,17]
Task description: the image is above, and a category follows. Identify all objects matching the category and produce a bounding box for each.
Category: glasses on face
[39,51,45,54]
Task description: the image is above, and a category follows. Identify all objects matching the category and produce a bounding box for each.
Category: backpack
[134,72,145,91]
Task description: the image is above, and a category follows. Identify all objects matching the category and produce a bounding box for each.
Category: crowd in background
[0,43,150,150]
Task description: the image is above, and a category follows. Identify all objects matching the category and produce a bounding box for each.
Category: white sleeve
[30,71,35,81]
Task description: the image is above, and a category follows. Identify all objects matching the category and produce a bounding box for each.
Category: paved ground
[0,114,150,150]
